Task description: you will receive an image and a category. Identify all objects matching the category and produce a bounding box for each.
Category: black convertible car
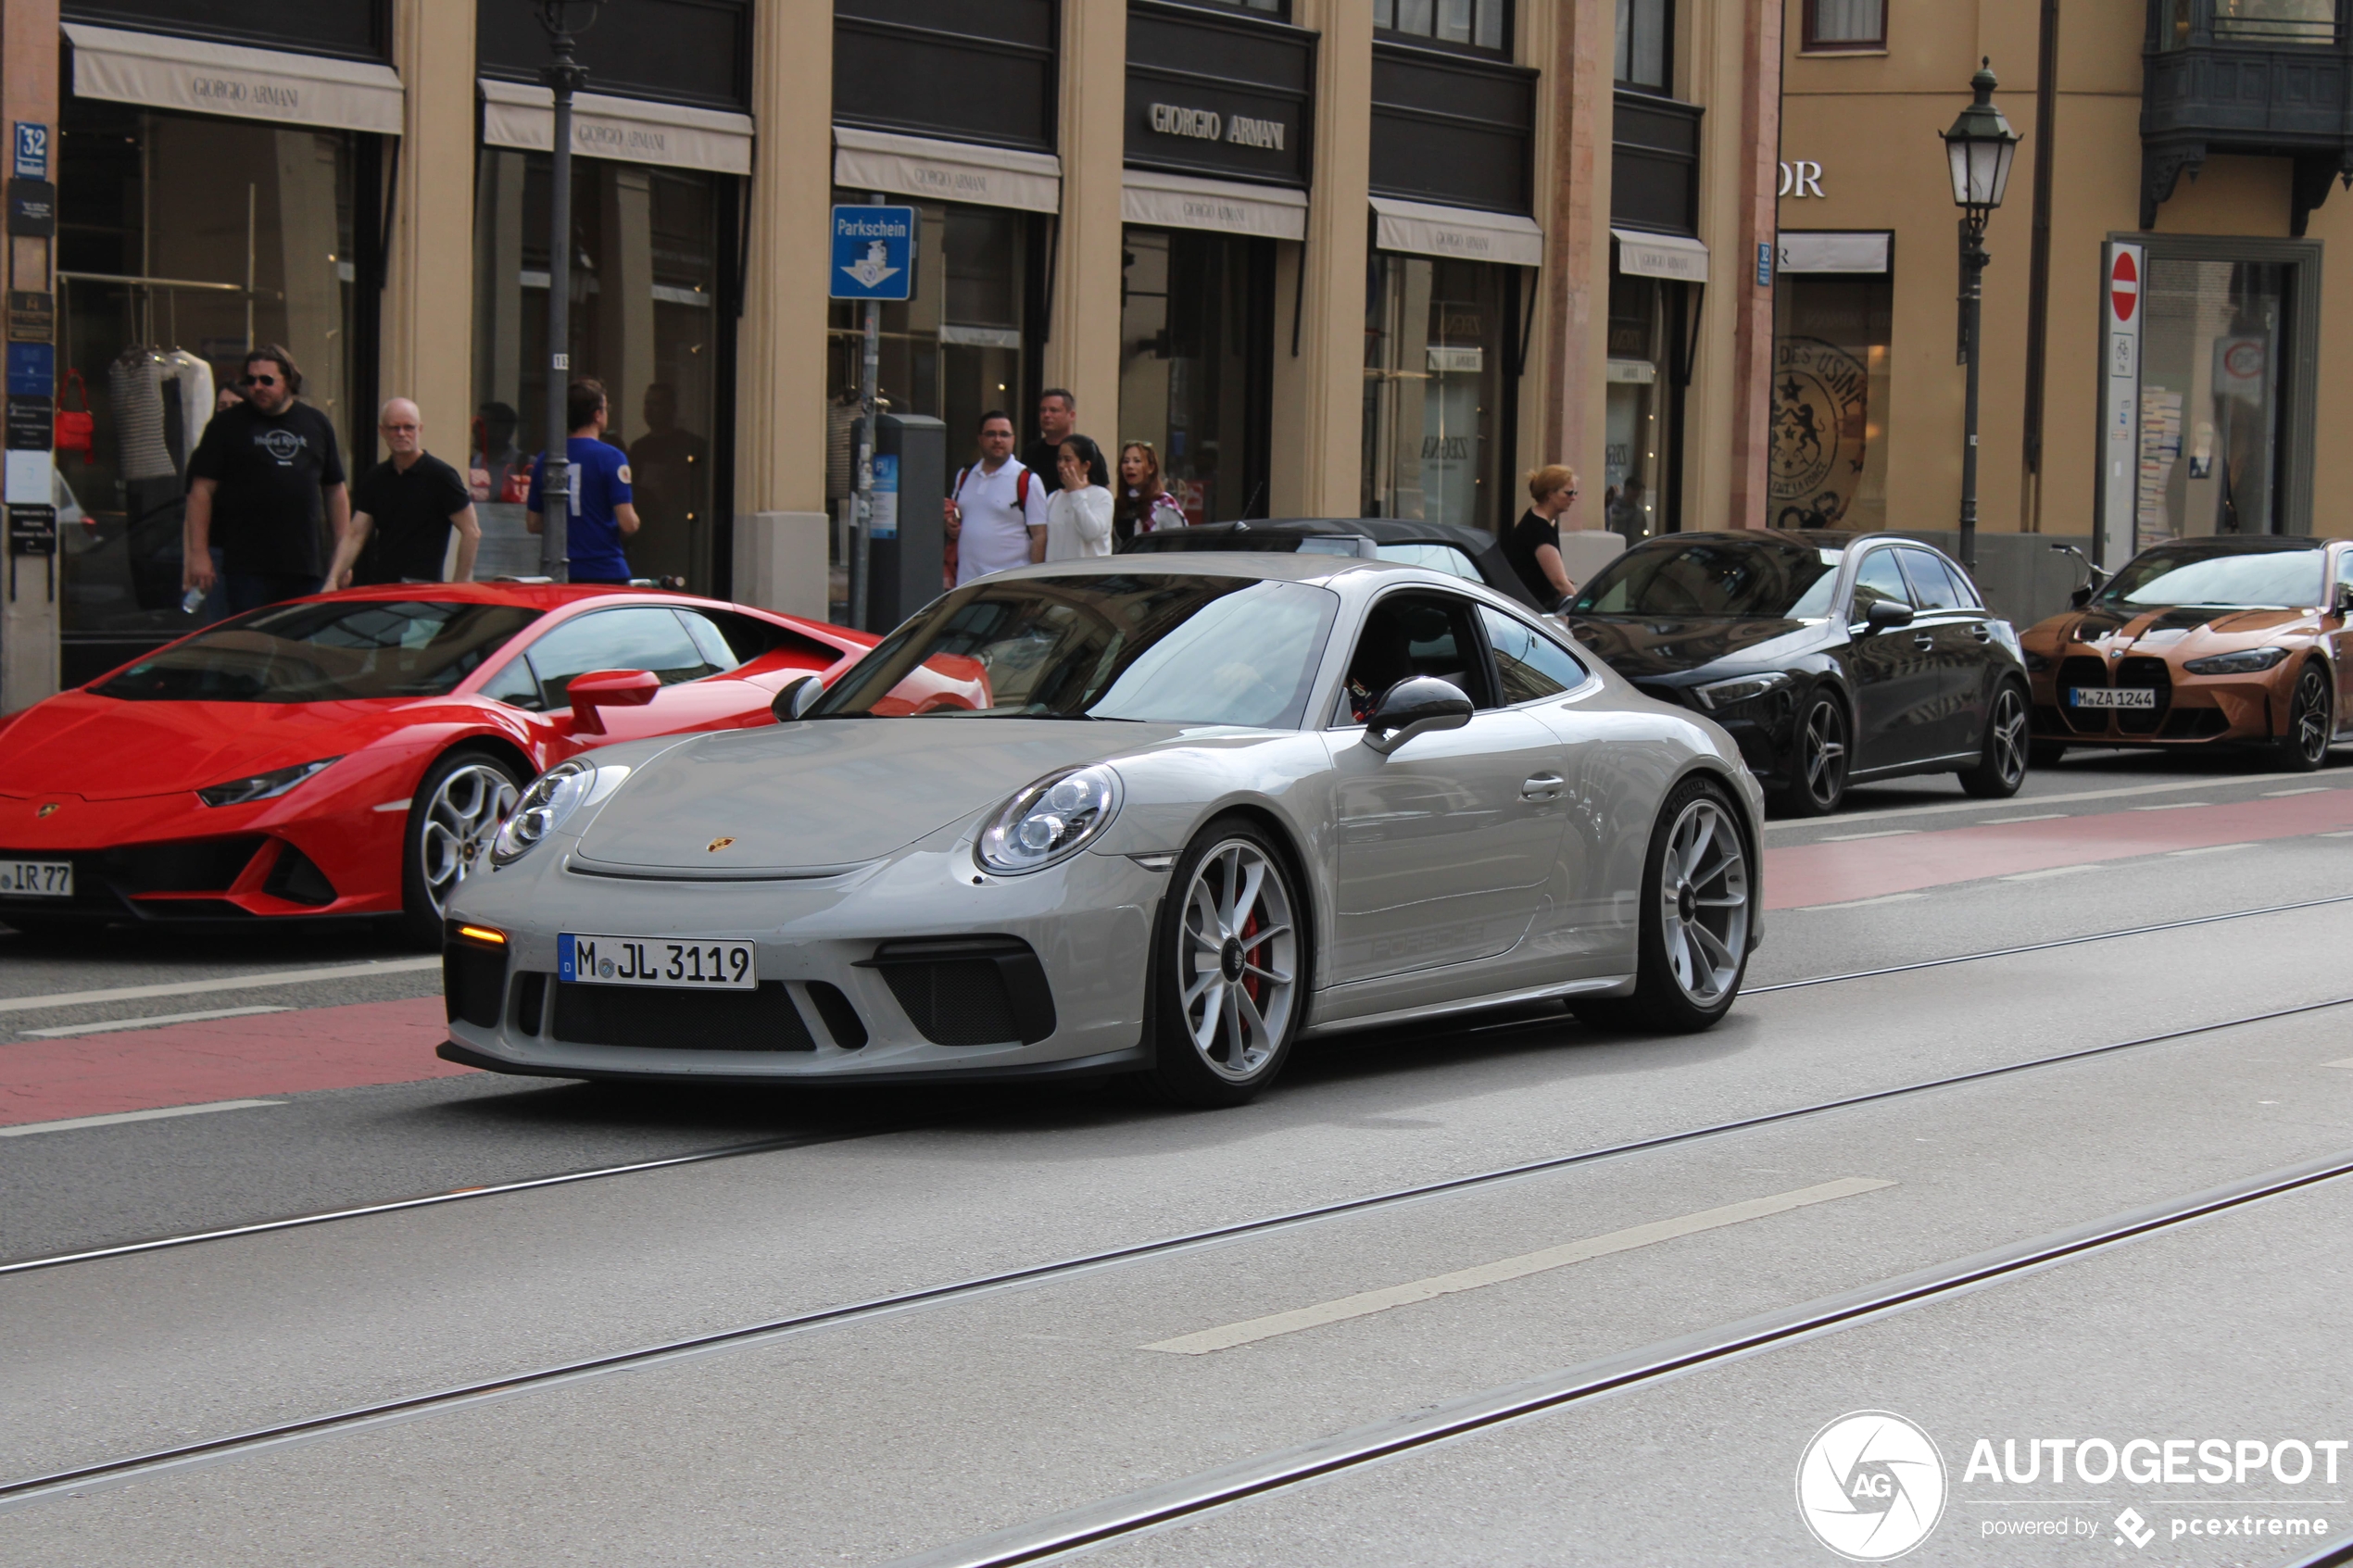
[1564,531,2031,816]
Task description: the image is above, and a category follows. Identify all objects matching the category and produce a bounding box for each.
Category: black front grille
[860,936,1057,1047]
[262,843,336,906]
[550,980,817,1051]
[512,972,549,1035]
[2115,656,2171,735]
[804,981,869,1049]
[2162,705,2231,739]
[445,941,508,1028]
[2057,657,2110,734]
[103,835,268,894]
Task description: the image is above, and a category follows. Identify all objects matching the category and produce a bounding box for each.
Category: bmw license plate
[2068,687,2156,710]
[560,933,755,989]
[0,860,72,897]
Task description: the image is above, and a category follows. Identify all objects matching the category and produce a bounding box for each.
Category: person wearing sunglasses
[1504,464,1581,610]
[182,345,350,613]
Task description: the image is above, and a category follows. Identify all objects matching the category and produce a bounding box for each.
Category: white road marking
[2266,787,2328,797]
[2325,1059,2353,1070]
[2168,842,2255,858]
[2000,863,2107,882]
[2320,831,2353,839]
[1794,892,1929,912]
[1982,812,2069,824]
[19,1005,293,1039]
[2131,802,2210,810]
[1764,772,2342,832]
[1819,829,1920,842]
[0,958,440,1016]
[1143,1177,1895,1355]
[0,1099,284,1138]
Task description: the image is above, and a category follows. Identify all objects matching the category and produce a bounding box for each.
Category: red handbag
[54,370,94,462]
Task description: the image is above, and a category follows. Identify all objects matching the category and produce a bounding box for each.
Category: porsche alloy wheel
[1580,776,1752,1034]
[401,749,523,946]
[1775,694,1849,818]
[1959,684,2030,798]
[1146,821,1304,1106]
[2276,664,2333,773]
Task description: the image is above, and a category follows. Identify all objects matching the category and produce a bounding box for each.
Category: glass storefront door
[55,100,360,679]
[472,149,726,588]
[1118,228,1274,525]
[1770,270,1893,532]
[1604,267,1679,540]
[2134,257,2289,544]
[1361,253,1511,531]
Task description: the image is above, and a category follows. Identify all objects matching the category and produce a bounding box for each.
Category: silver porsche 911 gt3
[440,554,1764,1106]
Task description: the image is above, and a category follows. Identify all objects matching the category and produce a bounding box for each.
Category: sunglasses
[240,373,280,388]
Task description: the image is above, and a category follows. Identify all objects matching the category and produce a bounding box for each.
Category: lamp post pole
[1957,215,1989,572]
[1940,59,2020,575]
[536,1,600,583]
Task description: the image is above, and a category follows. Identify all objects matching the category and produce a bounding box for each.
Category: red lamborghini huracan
[0,583,887,944]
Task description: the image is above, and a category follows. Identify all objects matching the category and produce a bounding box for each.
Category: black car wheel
[1958,684,2031,798]
[1772,692,1849,818]
[398,746,525,947]
[2274,663,2333,773]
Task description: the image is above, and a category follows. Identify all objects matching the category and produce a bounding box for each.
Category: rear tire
[1957,684,2030,798]
[1595,775,1753,1035]
[397,746,524,948]
[1139,817,1307,1108]
[1771,691,1849,818]
[2273,663,2332,773]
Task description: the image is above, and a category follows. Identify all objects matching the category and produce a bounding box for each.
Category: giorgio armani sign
[1126,0,1314,187]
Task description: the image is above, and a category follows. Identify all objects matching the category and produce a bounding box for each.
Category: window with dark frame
[1803,0,1886,52]
[1375,0,1511,55]
[1616,0,1671,92]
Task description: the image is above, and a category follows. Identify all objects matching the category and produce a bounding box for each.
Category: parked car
[2020,534,2351,771]
[1122,518,1551,611]
[442,553,1764,1106]
[1562,531,2031,816]
[0,583,894,943]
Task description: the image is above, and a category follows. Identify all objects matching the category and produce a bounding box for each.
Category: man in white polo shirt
[944,409,1048,585]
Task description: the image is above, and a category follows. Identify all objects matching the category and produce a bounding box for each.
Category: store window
[472,149,724,590]
[1803,0,1884,51]
[1770,260,1893,532]
[1119,228,1274,525]
[1375,0,1510,53]
[2161,0,2336,47]
[1363,254,1510,530]
[1617,0,1672,92]
[56,97,361,673]
[2133,257,2292,543]
[1604,270,1679,540]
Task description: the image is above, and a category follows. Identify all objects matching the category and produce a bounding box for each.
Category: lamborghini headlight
[195,756,342,808]
[978,765,1123,875]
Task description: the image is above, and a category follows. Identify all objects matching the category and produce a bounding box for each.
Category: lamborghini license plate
[560,933,756,989]
[0,859,72,897]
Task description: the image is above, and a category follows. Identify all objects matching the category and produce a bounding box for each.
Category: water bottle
[181,586,206,615]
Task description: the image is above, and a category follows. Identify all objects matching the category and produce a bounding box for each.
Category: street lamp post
[1941,58,2020,573]
[535,0,603,583]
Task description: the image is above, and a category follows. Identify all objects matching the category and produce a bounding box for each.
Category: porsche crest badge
[708,836,736,852]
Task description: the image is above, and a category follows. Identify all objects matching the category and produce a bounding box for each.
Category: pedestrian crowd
[943,389,1189,589]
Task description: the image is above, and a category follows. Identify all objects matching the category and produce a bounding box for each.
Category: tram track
[6,892,2347,1279]
[4,991,2345,1514]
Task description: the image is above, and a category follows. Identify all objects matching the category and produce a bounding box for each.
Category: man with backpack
[944,409,1047,586]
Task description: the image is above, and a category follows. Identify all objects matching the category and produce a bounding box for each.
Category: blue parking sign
[830,205,916,302]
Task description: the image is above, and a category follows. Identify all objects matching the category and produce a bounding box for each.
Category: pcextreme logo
[1796,1411,1949,1562]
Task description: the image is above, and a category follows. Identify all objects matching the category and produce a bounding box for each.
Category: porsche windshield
[94,600,542,702]
[1570,539,1843,619]
[812,575,1339,728]
[2097,546,2325,610]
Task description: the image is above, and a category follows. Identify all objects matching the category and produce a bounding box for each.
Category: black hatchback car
[1564,531,2031,816]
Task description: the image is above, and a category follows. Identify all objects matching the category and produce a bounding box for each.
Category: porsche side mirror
[566,668,659,734]
[1363,676,1474,756]
[1862,598,1915,634]
[770,674,824,723]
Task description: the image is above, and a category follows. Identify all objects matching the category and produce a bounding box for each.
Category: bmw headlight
[2022,650,2051,673]
[1692,671,1793,712]
[979,765,1123,875]
[490,759,629,866]
[195,756,342,808]
[2183,646,2288,675]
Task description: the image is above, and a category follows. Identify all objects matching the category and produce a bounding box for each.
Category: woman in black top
[1503,464,1579,608]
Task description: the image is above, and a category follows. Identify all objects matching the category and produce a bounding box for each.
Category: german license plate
[0,860,71,897]
[2069,687,2156,710]
[560,933,756,989]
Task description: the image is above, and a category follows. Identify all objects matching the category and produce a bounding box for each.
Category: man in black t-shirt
[328,398,480,587]
[184,345,350,612]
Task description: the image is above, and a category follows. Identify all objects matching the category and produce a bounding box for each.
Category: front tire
[1957,684,2030,798]
[1586,775,1753,1034]
[1772,691,1849,818]
[397,746,524,947]
[1140,817,1306,1108]
[2273,663,2333,773]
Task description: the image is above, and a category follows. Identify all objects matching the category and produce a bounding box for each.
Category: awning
[1122,169,1306,241]
[1371,197,1542,268]
[1612,228,1710,283]
[1778,231,1892,274]
[64,22,403,135]
[833,127,1061,215]
[481,80,752,177]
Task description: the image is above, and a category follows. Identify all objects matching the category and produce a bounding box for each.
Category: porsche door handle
[1520,773,1565,801]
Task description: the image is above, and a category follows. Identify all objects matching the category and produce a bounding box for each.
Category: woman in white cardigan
[1044,434,1114,561]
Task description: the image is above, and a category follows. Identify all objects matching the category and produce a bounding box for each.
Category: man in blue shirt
[525,378,640,583]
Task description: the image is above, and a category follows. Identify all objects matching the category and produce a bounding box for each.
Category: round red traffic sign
[2110,251,2139,322]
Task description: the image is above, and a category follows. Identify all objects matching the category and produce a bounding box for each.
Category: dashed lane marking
[1762,771,2346,832]
[19,1006,292,1039]
[1982,812,2069,824]
[1794,892,1929,912]
[1141,1178,1896,1355]
[2169,842,2255,858]
[2131,801,2211,810]
[2267,787,2330,797]
[2001,864,2107,882]
[0,1100,283,1138]
[0,959,440,1016]
[1819,829,1921,842]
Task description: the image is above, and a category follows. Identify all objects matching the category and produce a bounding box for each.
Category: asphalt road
[2,743,2350,1565]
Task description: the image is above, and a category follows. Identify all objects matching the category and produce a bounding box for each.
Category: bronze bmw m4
[2022,537,2353,772]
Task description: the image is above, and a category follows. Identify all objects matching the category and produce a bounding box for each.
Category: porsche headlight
[979,765,1123,875]
[490,759,630,866]
[2183,646,2288,675]
[195,756,342,808]
[1692,671,1793,712]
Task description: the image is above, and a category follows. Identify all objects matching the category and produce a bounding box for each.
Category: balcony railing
[2143,0,2353,230]
[2159,0,2343,46]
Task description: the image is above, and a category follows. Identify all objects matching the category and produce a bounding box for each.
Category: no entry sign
[2109,249,2139,322]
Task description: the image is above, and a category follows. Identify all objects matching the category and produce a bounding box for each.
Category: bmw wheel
[1142,817,1305,1107]
[399,747,524,947]
[1772,692,1849,818]
[2274,664,2333,773]
[1958,684,2030,798]
[1579,775,1752,1034]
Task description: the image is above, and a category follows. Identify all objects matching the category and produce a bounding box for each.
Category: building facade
[1774,0,2353,616]
[0,0,1782,697]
